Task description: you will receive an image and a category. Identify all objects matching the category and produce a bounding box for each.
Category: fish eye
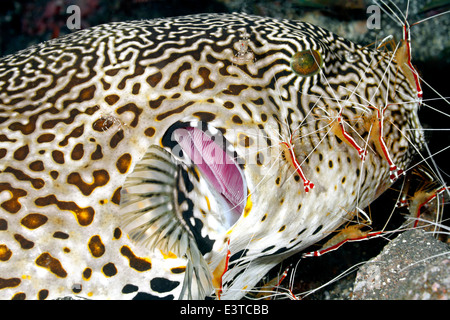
[290,49,322,77]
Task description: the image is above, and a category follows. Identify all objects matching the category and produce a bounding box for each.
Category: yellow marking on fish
[243,193,253,218]
[205,196,211,211]
[160,250,178,259]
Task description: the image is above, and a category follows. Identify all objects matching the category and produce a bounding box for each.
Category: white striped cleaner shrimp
[270,74,318,192]
[398,165,449,235]
[249,264,294,300]
[302,207,383,258]
[211,239,231,299]
[409,185,448,229]
[302,225,383,258]
[312,104,369,162]
[364,103,405,182]
[279,127,315,192]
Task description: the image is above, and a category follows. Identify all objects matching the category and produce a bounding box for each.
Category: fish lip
[162,121,248,228]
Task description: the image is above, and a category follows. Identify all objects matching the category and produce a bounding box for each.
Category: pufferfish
[0,12,424,300]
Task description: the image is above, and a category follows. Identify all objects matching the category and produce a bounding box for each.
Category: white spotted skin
[0,13,423,299]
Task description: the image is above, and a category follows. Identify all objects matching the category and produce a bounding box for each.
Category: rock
[352,229,450,300]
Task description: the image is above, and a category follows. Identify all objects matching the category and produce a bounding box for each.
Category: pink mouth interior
[173,126,246,227]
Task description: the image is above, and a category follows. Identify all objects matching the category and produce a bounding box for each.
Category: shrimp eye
[290,49,322,77]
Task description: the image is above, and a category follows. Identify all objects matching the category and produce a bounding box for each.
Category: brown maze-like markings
[0,13,423,299]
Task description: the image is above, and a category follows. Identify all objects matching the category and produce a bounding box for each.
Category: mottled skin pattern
[0,13,423,299]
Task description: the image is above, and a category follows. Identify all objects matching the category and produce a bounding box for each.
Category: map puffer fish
[0,12,424,300]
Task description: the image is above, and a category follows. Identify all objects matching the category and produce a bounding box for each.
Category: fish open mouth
[163,121,247,228]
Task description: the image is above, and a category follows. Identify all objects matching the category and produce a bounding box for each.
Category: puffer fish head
[118,14,423,299]
[200,16,424,299]
[0,13,424,300]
